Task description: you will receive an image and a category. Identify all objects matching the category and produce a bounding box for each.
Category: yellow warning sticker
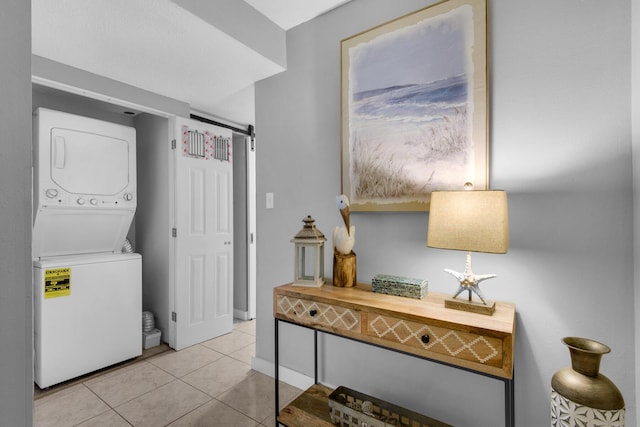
[44,268,71,299]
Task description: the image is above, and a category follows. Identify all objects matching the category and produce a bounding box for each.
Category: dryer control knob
[76,198,85,205]
[123,193,133,202]
[90,199,98,206]
[45,188,58,198]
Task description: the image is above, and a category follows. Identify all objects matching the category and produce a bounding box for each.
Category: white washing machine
[33,253,141,388]
[32,108,142,388]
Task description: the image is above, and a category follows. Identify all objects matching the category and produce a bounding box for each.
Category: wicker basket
[328,386,451,427]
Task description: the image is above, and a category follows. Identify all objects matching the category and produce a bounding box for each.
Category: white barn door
[173,117,233,350]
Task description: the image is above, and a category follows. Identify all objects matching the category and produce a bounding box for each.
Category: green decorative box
[371,274,428,299]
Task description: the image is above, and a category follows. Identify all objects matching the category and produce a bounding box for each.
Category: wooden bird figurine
[333,195,355,255]
[336,195,350,235]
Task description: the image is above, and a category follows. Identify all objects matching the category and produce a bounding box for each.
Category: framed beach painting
[340,0,488,211]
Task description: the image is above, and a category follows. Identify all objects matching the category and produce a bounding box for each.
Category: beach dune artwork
[341,0,488,211]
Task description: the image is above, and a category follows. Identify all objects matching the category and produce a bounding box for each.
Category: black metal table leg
[314,330,318,384]
[504,376,515,427]
[275,318,279,426]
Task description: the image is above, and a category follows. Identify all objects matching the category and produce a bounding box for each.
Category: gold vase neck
[552,337,624,410]
[562,337,611,377]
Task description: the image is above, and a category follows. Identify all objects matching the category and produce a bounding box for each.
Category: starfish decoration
[445,252,496,305]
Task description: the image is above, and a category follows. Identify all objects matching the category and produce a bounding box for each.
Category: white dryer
[33,108,137,258]
[32,108,142,388]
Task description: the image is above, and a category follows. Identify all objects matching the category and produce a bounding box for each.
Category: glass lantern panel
[297,245,316,280]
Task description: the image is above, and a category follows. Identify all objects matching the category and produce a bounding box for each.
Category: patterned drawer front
[276,295,361,333]
[368,314,503,368]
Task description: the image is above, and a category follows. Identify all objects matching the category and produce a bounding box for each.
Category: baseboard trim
[233,309,249,321]
[251,356,315,391]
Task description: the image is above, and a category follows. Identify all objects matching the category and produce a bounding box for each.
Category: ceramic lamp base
[445,297,496,315]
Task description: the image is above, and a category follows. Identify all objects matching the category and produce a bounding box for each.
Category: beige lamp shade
[427,190,509,254]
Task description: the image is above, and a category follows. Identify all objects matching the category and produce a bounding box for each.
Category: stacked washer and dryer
[32,108,142,389]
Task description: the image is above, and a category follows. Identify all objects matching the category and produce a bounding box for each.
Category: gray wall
[255,0,634,426]
[32,56,190,118]
[633,0,640,418]
[233,133,249,314]
[134,113,173,339]
[33,84,136,127]
[0,1,33,425]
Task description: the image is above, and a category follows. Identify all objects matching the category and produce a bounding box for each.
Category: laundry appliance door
[50,127,130,196]
[32,206,135,258]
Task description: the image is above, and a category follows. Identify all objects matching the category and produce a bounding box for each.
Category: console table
[274,283,516,426]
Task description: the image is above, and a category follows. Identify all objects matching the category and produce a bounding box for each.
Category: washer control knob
[90,198,98,206]
[123,193,133,201]
[45,188,58,198]
[76,198,85,205]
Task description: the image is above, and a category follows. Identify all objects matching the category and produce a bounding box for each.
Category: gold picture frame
[340,0,488,211]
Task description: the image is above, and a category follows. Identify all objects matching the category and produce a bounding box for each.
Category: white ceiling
[244,0,352,30]
[31,0,351,125]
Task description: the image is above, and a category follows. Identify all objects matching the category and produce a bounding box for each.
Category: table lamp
[427,188,508,315]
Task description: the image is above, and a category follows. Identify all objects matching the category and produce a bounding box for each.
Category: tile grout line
[35,321,259,427]
[77,382,134,427]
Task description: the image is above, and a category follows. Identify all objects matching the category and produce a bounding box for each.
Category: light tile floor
[34,320,302,427]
